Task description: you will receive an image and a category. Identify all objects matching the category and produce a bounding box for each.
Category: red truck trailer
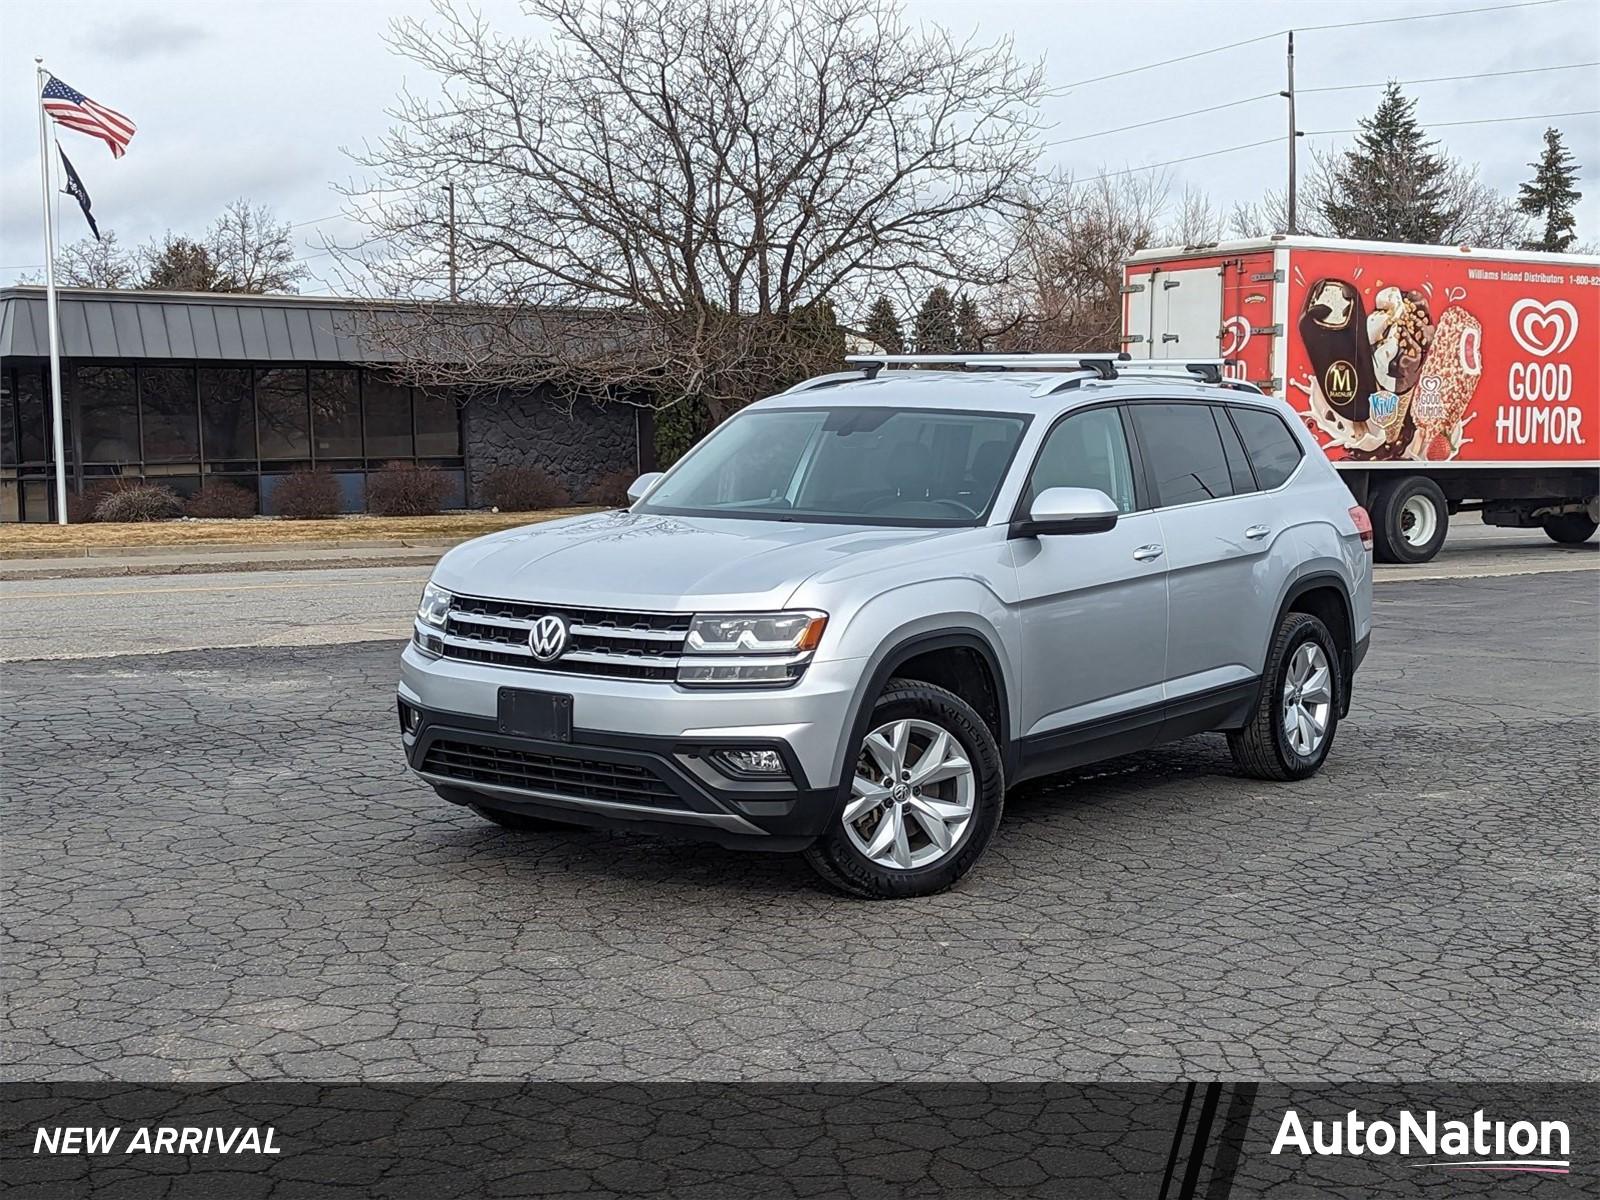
[1123,236,1599,562]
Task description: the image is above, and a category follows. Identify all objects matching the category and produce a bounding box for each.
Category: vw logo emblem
[528,614,569,661]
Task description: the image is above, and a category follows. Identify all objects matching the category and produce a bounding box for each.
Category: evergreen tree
[140,236,222,291]
[1320,83,1462,243]
[914,286,958,353]
[1518,127,1581,252]
[863,295,904,353]
[955,294,985,352]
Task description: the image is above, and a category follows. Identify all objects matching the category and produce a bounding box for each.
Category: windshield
[637,407,1030,526]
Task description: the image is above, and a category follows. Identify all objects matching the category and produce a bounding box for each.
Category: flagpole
[35,59,68,524]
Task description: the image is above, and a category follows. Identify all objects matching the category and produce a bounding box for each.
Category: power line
[1058,0,1567,90]
[1048,93,1278,146]
[1305,107,1600,135]
[1050,58,1599,148]
[1300,60,1598,94]
[1070,137,1287,185]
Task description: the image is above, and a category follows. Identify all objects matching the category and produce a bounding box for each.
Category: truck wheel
[803,679,1004,900]
[1228,612,1341,781]
[1542,513,1598,545]
[1371,475,1448,564]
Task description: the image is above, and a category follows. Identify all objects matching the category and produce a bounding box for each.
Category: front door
[1009,405,1169,763]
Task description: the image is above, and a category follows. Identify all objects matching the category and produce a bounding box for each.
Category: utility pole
[446,181,457,302]
[1283,31,1298,235]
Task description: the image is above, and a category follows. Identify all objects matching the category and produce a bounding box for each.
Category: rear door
[1126,401,1280,712]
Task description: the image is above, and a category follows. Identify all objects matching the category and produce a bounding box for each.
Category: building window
[1,369,17,468]
[362,374,413,459]
[200,368,255,466]
[75,365,138,464]
[140,366,199,462]
[255,367,309,460]
[311,368,361,460]
[14,364,49,464]
[414,388,460,457]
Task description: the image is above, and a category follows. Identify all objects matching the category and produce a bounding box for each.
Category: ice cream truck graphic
[1123,236,1599,563]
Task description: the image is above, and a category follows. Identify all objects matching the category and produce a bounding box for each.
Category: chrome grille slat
[441,597,690,681]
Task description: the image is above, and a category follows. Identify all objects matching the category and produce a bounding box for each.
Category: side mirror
[625,472,664,503]
[1010,486,1119,537]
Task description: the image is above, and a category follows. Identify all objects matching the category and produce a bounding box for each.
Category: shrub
[586,468,637,508]
[366,461,450,517]
[66,479,121,523]
[271,470,342,520]
[482,465,570,512]
[185,480,258,519]
[93,482,183,523]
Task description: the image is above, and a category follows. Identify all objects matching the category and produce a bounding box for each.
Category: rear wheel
[1229,613,1341,781]
[1542,513,1598,545]
[804,679,1003,899]
[1371,475,1448,564]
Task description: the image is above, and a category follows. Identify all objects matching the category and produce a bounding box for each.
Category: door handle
[1244,524,1271,540]
[1132,544,1164,562]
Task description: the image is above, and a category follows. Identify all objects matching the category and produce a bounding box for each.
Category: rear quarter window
[1229,406,1305,490]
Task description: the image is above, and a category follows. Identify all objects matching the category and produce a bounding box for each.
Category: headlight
[417,582,453,629]
[677,610,827,687]
[684,611,827,654]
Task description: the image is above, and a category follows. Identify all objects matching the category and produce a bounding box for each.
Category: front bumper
[398,644,856,850]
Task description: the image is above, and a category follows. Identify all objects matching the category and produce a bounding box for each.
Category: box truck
[1123,236,1599,562]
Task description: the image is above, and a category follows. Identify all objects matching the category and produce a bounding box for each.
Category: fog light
[706,747,788,779]
[398,701,422,735]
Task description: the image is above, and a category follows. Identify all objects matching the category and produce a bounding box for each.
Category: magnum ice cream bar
[1406,306,1482,461]
[1301,278,1382,450]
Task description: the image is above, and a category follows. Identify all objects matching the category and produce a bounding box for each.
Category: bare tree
[986,170,1169,353]
[332,0,1046,419]
[206,199,306,293]
[140,234,222,291]
[21,230,139,288]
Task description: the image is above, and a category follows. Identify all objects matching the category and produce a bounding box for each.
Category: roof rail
[843,352,1123,380]
[779,367,882,394]
[1115,358,1232,384]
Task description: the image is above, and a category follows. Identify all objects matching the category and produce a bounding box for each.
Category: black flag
[57,144,100,241]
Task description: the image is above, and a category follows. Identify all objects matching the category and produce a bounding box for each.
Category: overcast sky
[3,0,1597,293]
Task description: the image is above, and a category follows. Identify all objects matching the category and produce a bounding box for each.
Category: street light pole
[447,181,457,302]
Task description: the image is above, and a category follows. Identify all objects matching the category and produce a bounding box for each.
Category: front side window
[1022,406,1138,513]
[1129,403,1235,507]
[637,406,1029,526]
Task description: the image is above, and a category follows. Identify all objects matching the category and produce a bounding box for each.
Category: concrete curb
[0,537,461,561]
[0,552,443,582]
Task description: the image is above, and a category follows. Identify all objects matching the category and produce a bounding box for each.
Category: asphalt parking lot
[1,560,1595,1083]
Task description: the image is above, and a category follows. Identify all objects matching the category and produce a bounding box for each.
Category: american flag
[41,75,136,159]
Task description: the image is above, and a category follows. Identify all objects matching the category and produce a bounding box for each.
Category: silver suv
[400,354,1373,898]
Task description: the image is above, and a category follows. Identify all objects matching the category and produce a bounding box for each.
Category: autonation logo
[1272,1108,1571,1176]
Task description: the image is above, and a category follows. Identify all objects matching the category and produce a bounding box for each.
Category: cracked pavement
[1,572,1595,1082]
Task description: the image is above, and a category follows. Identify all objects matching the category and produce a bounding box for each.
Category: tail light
[1349,505,1373,551]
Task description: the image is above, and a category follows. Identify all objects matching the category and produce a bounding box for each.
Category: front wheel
[1228,613,1341,781]
[1542,513,1598,545]
[804,679,1004,899]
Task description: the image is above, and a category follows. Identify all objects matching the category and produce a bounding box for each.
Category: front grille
[422,738,684,808]
[441,596,690,681]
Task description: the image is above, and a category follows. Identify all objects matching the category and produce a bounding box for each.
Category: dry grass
[0,508,602,553]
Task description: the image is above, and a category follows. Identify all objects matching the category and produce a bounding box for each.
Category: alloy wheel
[842,717,975,870]
[1281,641,1333,756]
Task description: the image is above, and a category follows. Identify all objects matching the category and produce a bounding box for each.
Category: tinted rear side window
[1129,403,1233,507]
[1230,406,1305,490]
[1212,405,1257,494]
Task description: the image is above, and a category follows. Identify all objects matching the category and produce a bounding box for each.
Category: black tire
[1542,513,1598,545]
[1370,475,1448,564]
[1228,613,1341,781]
[803,679,1004,900]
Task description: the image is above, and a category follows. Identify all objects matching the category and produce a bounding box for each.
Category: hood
[431,509,946,609]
